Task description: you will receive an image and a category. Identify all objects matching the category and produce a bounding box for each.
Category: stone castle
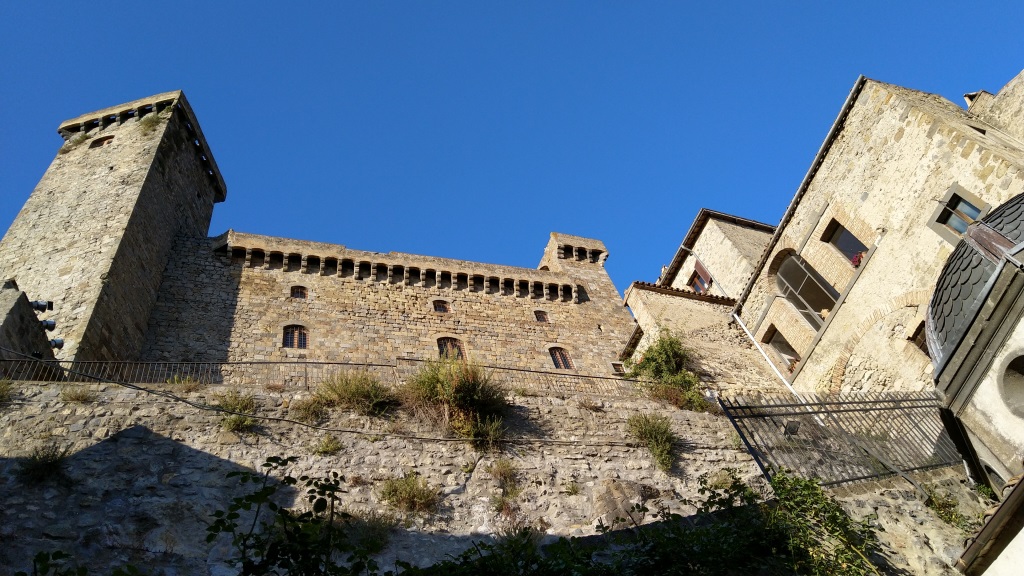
[3,71,1024,574]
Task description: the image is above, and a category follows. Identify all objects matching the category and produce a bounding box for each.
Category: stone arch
[825,289,933,393]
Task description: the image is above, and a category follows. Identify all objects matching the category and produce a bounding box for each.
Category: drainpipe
[732,312,802,400]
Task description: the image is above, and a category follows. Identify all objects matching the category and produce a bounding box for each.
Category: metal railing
[719,391,961,486]
[0,356,640,396]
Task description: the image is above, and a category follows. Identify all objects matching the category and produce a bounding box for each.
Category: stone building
[728,71,1024,396]
[620,210,782,395]
[0,91,634,375]
[626,70,1024,575]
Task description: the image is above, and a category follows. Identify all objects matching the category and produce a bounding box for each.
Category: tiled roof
[926,193,1024,369]
[630,281,737,306]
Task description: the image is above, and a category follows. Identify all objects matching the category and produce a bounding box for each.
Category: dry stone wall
[0,376,753,574]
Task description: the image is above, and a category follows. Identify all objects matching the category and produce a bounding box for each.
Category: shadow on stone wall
[140,234,242,363]
[0,425,291,574]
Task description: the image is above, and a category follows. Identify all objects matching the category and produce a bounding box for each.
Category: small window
[433,300,450,313]
[290,286,307,299]
[89,135,114,148]
[937,195,982,235]
[438,337,464,359]
[687,261,712,294]
[283,325,308,349]
[550,347,574,369]
[611,362,625,375]
[534,310,549,322]
[763,326,799,372]
[822,220,869,267]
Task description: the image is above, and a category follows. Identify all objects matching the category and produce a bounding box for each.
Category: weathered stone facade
[0,92,224,362]
[0,280,56,367]
[0,92,633,376]
[730,74,1024,395]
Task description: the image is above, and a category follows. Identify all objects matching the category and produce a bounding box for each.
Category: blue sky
[2,2,1022,294]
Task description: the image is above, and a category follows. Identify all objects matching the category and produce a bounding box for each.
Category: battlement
[548,232,608,264]
[219,231,590,303]
[57,91,226,203]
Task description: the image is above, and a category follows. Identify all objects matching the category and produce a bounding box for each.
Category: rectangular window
[938,195,982,234]
[687,261,712,294]
[822,220,868,267]
[929,185,989,245]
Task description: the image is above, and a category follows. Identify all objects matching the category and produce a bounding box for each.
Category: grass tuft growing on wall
[59,385,97,403]
[403,357,509,449]
[214,390,259,433]
[18,443,72,483]
[379,472,439,515]
[627,413,677,471]
[0,378,14,405]
[317,371,398,416]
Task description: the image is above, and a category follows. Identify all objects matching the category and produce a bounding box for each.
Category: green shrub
[627,332,714,412]
[627,413,676,471]
[486,458,520,494]
[0,378,14,404]
[18,443,72,483]
[404,357,508,447]
[214,390,259,433]
[311,435,343,456]
[290,396,328,424]
[317,371,398,416]
[379,472,439,515]
[59,385,97,403]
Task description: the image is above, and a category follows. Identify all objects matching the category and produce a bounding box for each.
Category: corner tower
[0,91,226,361]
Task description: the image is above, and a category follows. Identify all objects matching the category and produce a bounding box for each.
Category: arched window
[290,286,307,299]
[438,337,464,359]
[550,347,574,369]
[775,254,838,330]
[433,300,450,313]
[283,325,308,349]
[534,310,549,322]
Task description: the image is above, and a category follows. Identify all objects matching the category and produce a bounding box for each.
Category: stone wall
[739,79,1024,395]
[668,219,771,299]
[0,283,56,367]
[0,374,753,574]
[0,92,223,363]
[142,231,636,375]
[622,284,783,397]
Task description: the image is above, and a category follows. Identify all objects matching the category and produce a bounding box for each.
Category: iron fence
[0,356,639,396]
[719,391,961,486]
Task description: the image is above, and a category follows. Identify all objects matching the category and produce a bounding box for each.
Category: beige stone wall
[623,286,783,396]
[668,219,770,299]
[143,231,635,376]
[739,79,1024,394]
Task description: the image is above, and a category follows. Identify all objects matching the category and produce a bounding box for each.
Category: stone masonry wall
[740,79,1024,395]
[0,375,753,574]
[0,285,56,366]
[0,93,222,363]
[668,219,771,300]
[143,231,636,375]
[623,285,783,397]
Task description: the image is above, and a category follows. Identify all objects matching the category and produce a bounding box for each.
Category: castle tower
[0,92,226,361]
